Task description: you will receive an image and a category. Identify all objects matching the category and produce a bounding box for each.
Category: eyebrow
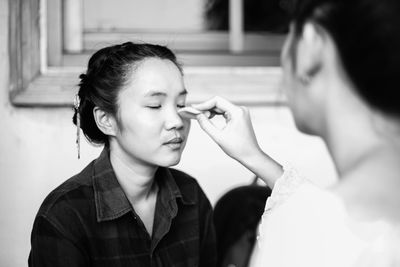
[145,89,188,97]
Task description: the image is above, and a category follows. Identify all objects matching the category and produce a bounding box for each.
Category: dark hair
[213,185,272,266]
[72,42,182,146]
[291,0,400,117]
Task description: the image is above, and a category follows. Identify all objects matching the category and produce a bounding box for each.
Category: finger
[178,107,201,120]
[208,111,216,119]
[195,113,220,140]
[203,111,212,118]
[178,110,198,120]
[210,109,225,116]
[192,96,237,114]
[178,110,214,120]
[178,106,201,115]
[206,109,225,119]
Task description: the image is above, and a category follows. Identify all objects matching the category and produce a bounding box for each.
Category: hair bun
[79,73,89,82]
[78,73,92,96]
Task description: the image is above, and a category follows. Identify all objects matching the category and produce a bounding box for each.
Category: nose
[165,107,185,130]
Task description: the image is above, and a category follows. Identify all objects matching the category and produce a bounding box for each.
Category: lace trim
[264,164,308,213]
[256,165,309,245]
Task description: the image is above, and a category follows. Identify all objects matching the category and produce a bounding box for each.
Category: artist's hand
[192,96,262,164]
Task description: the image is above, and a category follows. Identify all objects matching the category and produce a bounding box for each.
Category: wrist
[237,145,264,166]
[239,148,283,189]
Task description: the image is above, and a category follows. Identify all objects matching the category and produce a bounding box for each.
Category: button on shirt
[29,149,217,267]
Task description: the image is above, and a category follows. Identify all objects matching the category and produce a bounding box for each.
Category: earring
[298,74,312,85]
[74,94,81,159]
[298,62,321,86]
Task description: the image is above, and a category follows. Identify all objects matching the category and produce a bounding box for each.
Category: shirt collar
[156,167,196,206]
[92,148,195,222]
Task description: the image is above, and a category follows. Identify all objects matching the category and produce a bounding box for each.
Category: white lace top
[248,166,400,267]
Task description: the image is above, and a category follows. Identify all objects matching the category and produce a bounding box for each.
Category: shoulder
[256,187,359,267]
[36,160,96,221]
[282,184,344,222]
[262,184,345,241]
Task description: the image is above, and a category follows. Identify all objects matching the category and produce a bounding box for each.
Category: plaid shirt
[29,148,216,267]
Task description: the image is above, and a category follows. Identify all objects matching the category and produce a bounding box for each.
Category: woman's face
[113,58,190,168]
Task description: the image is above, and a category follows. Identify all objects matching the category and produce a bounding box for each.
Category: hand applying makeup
[177,106,219,120]
[190,96,283,189]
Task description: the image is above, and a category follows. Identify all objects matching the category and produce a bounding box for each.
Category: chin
[155,144,186,167]
[157,154,182,167]
[159,159,180,168]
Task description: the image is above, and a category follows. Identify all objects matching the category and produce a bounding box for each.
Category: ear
[295,22,325,83]
[93,107,118,137]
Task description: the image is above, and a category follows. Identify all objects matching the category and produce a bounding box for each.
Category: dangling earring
[298,74,312,85]
[298,63,321,86]
[74,94,81,159]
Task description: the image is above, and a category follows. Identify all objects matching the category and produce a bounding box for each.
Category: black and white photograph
[1,0,400,266]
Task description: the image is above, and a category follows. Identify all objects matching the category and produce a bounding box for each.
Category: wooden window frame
[9,0,41,104]
[9,0,284,107]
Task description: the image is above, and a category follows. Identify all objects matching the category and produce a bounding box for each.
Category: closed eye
[177,104,186,108]
[146,105,161,109]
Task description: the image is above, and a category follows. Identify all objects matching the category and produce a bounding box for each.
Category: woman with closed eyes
[29,42,216,267]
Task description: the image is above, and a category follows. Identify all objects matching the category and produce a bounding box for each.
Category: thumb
[195,113,220,141]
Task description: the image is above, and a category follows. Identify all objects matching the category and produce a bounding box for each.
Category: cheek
[139,118,164,138]
[121,114,161,139]
[282,69,295,101]
[281,59,301,106]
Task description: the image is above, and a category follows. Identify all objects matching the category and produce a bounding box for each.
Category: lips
[164,137,184,145]
[163,136,184,150]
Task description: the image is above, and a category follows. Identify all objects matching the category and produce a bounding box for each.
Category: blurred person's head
[73,42,190,167]
[281,0,400,136]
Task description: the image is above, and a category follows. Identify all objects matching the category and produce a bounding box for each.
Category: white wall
[0,0,337,266]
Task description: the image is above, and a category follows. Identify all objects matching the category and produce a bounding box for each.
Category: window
[9,0,41,103]
[10,0,285,107]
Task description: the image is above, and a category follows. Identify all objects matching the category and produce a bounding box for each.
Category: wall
[0,0,337,266]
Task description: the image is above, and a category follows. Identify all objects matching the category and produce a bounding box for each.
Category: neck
[321,74,378,176]
[109,144,158,203]
[326,110,400,222]
[324,90,400,178]
[326,114,381,178]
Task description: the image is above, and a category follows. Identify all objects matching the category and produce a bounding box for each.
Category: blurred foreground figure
[214,181,271,267]
[193,0,400,266]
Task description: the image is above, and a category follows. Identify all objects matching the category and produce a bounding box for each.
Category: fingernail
[203,111,211,118]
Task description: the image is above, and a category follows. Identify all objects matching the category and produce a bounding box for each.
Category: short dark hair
[72,42,182,146]
[291,0,400,117]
